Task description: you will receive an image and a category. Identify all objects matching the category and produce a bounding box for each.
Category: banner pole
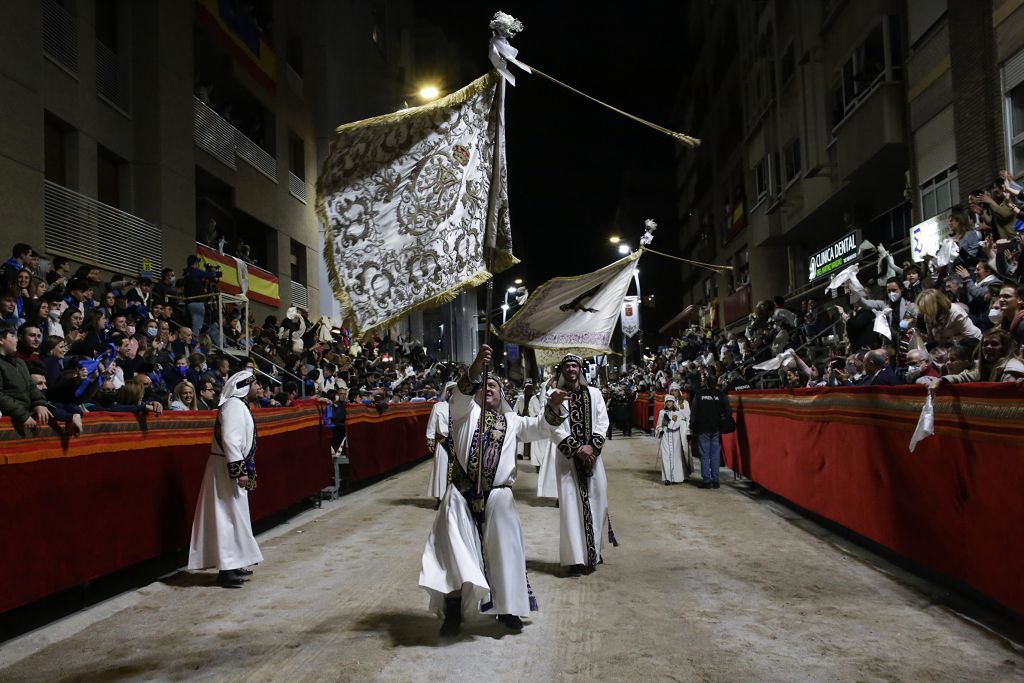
[474,74,506,502]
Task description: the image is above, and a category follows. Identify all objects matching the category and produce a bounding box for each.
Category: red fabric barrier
[345,403,434,481]
[0,404,333,614]
[633,396,649,429]
[722,384,1024,615]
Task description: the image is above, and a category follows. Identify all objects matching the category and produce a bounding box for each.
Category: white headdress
[219,369,256,406]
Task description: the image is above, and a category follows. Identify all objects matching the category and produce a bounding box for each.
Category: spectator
[153,268,177,301]
[186,352,209,388]
[22,298,59,338]
[125,277,153,319]
[0,323,83,435]
[915,289,982,347]
[64,278,93,315]
[109,378,164,415]
[1,243,37,289]
[993,284,1024,346]
[170,380,198,411]
[46,256,71,288]
[171,326,196,358]
[925,328,1024,385]
[71,310,108,357]
[197,378,218,409]
[16,322,43,362]
[904,348,941,383]
[60,307,85,346]
[183,256,218,336]
[948,207,981,269]
[41,335,67,387]
[0,289,23,328]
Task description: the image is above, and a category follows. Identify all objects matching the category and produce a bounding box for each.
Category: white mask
[989,308,1002,323]
[906,366,921,380]
[888,291,902,303]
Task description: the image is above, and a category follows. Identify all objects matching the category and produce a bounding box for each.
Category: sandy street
[1,434,1020,682]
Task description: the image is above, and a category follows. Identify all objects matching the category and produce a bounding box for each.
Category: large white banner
[620,295,640,338]
[500,251,641,355]
[910,211,948,263]
[317,72,516,337]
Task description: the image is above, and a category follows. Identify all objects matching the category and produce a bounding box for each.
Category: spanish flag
[196,245,280,307]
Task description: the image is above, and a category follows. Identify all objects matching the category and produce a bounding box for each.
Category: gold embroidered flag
[316,72,516,337]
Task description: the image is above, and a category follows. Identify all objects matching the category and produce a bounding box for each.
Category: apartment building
[1,0,322,319]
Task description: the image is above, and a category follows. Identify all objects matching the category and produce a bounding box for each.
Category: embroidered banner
[317,72,516,338]
[500,251,641,355]
[620,295,640,338]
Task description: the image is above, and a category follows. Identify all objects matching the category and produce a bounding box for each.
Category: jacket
[690,387,731,433]
[0,353,49,421]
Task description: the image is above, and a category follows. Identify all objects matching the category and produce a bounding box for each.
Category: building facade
[1,0,321,321]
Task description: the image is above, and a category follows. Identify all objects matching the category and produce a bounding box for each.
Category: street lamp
[618,243,631,255]
[514,278,523,285]
[418,85,440,101]
[609,236,621,244]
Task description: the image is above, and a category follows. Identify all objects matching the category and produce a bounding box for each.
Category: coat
[0,353,49,422]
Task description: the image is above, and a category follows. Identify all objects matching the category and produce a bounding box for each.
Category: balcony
[44,180,163,274]
[95,40,131,114]
[192,97,278,182]
[42,0,78,75]
[290,280,308,309]
[722,285,751,325]
[832,81,906,181]
[288,171,307,203]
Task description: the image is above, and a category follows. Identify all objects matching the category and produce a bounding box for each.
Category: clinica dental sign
[808,231,858,281]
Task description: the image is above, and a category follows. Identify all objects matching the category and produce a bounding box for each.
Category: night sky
[415,2,694,336]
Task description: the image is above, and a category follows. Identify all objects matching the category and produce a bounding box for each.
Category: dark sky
[414,2,693,331]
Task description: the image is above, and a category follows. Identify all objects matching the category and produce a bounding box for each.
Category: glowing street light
[609,236,621,244]
[618,244,631,255]
[418,85,440,101]
[514,278,523,284]
[507,286,517,293]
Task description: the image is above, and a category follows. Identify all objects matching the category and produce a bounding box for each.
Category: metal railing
[95,40,130,113]
[246,348,307,398]
[42,0,77,74]
[235,131,277,182]
[44,180,162,274]
[288,171,307,203]
[193,98,237,169]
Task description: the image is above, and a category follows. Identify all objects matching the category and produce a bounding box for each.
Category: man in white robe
[554,354,616,574]
[535,378,560,500]
[513,380,544,466]
[419,344,568,636]
[656,394,690,484]
[188,370,264,587]
[426,381,457,508]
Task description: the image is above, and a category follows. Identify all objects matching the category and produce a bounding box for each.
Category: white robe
[188,398,264,571]
[656,404,690,483]
[513,393,545,464]
[426,401,451,499]
[419,385,567,618]
[557,385,613,567]
[535,438,559,498]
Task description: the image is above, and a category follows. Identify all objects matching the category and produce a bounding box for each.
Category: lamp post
[614,242,642,372]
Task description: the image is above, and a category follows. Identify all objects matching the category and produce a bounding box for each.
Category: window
[288,133,305,180]
[703,276,716,301]
[1006,80,1024,174]
[754,157,770,202]
[919,165,959,220]
[833,19,899,128]
[44,113,71,186]
[290,238,307,286]
[286,35,303,75]
[97,145,126,209]
[734,246,750,287]
[783,138,801,184]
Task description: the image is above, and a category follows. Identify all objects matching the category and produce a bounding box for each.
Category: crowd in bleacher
[622,174,1024,394]
[0,241,455,437]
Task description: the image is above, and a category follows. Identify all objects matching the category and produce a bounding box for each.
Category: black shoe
[535,466,540,474]
[216,570,245,587]
[497,614,523,630]
[554,499,560,508]
[712,482,720,489]
[440,597,462,637]
[698,482,712,489]
[434,499,441,510]
[663,481,671,486]
[233,567,253,577]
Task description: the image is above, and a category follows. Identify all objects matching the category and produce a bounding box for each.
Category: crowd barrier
[722,384,1024,616]
[0,402,333,614]
[633,394,666,431]
[345,403,433,481]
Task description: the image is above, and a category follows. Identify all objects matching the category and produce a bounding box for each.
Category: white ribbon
[908,392,935,453]
[753,348,796,371]
[489,35,531,86]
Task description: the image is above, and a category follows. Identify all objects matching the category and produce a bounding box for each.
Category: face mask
[169,276,177,286]
[200,362,208,372]
[906,366,921,380]
[899,319,910,331]
[147,327,158,338]
[127,325,136,336]
[989,308,1002,323]
[49,309,61,321]
[177,366,187,376]
[888,291,902,303]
